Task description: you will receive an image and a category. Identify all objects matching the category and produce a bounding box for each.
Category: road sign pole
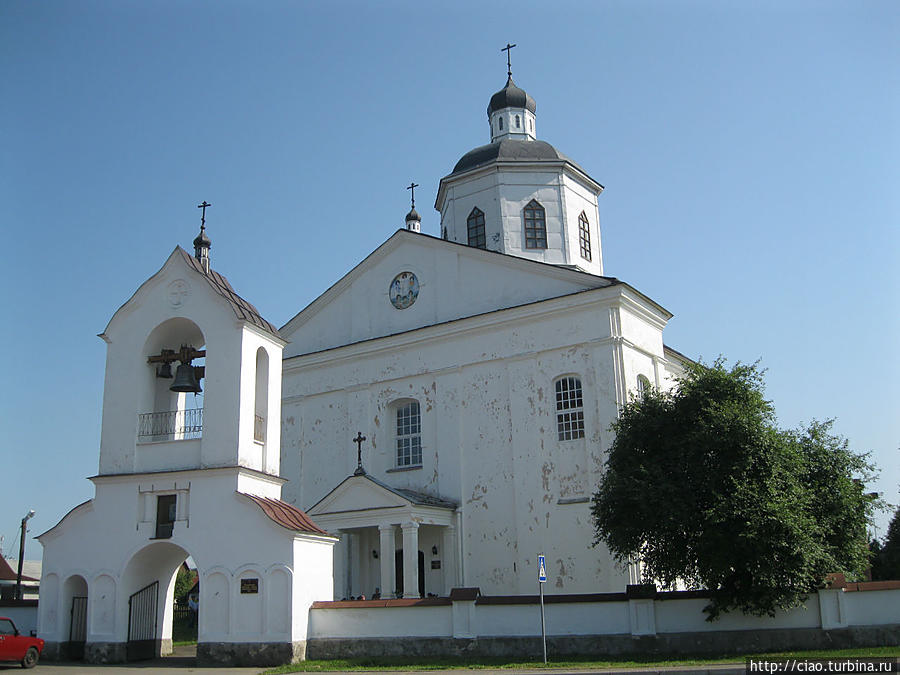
[538,553,547,664]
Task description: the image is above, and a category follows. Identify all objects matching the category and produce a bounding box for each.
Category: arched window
[498,117,503,131]
[555,377,585,441]
[395,400,422,467]
[254,347,269,445]
[578,211,592,261]
[515,114,521,128]
[467,207,486,249]
[636,374,651,396]
[523,200,547,249]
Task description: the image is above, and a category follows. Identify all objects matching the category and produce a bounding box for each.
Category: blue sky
[1,0,897,561]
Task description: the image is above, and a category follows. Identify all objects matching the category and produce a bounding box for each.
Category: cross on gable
[353,431,367,476]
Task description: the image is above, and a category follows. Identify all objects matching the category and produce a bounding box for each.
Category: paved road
[1,664,748,675]
[0,645,265,674]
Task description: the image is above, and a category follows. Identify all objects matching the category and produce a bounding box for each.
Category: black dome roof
[193,226,211,249]
[405,207,421,222]
[451,139,584,175]
[487,76,536,117]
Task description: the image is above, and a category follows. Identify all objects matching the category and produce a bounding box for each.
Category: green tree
[173,565,195,604]
[871,502,900,580]
[591,359,878,620]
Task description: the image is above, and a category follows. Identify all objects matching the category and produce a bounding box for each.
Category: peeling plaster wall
[281,281,680,596]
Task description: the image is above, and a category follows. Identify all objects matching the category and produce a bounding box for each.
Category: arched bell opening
[139,318,206,444]
[120,541,199,662]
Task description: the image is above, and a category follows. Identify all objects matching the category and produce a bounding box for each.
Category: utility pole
[15,510,34,601]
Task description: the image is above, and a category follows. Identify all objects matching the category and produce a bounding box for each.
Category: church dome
[405,207,420,222]
[193,226,211,249]
[451,138,584,176]
[487,76,537,117]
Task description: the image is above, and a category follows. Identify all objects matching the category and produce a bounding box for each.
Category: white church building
[38,68,690,663]
[284,72,687,601]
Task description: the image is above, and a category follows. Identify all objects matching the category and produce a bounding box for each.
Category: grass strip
[262,646,900,673]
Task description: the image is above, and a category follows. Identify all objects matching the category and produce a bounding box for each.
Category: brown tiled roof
[0,557,37,583]
[240,493,329,535]
[177,248,281,339]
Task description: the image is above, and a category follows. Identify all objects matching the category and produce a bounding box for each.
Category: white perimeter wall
[308,589,900,641]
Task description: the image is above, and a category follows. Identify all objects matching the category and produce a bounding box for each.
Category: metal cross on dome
[198,201,211,229]
[501,42,517,77]
[406,182,419,209]
[353,431,367,476]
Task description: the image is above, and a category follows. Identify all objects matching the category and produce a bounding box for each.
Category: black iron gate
[67,596,87,660]
[127,581,158,661]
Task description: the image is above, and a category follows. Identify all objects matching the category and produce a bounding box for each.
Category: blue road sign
[538,554,547,583]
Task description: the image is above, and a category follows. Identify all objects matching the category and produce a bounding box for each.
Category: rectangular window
[396,401,422,467]
[155,494,177,539]
[555,377,585,441]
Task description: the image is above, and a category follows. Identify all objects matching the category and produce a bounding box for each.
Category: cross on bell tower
[193,201,212,273]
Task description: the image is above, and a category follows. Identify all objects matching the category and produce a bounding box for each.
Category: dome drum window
[578,212,592,262]
[523,200,547,249]
[555,377,585,441]
[467,207,486,249]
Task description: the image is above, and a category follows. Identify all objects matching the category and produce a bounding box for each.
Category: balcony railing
[254,414,266,443]
[138,408,203,442]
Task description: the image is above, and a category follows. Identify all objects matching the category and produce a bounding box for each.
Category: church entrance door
[394,550,425,598]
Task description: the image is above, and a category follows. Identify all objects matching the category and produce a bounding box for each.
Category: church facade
[37,67,690,665]
[280,73,688,599]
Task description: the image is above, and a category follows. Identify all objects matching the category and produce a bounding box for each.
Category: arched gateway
[38,229,336,666]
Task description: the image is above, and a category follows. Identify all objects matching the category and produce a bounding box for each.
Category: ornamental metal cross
[198,201,211,229]
[353,431,367,476]
[501,42,516,77]
[406,182,419,209]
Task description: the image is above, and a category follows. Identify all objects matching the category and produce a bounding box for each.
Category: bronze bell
[156,362,173,379]
[170,363,202,393]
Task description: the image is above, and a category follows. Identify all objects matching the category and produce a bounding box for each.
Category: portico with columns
[307,473,458,600]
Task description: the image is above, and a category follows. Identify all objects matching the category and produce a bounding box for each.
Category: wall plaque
[240,578,259,594]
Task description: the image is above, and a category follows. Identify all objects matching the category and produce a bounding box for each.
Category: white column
[442,525,457,596]
[336,531,352,599]
[378,524,396,598]
[401,521,420,599]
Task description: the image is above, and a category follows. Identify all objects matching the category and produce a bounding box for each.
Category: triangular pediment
[308,474,411,516]
[101,247,281,342]
[281,230,614,357]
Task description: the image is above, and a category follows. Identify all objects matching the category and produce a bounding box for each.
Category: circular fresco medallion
[389,271,419,310]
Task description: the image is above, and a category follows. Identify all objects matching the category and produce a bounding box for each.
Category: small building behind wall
[38,234,335,666]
